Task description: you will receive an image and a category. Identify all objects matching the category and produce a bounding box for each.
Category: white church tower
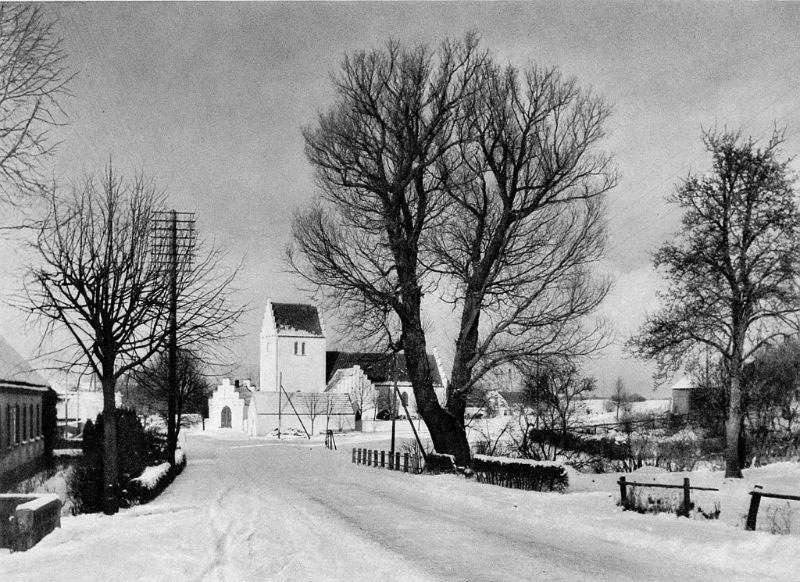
[259,299,327,392]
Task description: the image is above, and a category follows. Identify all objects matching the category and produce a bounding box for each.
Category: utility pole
[152,210,195,466]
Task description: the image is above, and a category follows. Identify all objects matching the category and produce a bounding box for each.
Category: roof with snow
[671,377,694,391]
[325,351,443,386]
[251,391,354,415]
[271,302,324,337]
[0,334,48,388]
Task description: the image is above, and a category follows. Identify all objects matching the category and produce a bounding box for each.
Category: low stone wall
[0,493,61,551]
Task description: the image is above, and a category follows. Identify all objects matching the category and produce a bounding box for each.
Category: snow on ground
[1,428,798,581]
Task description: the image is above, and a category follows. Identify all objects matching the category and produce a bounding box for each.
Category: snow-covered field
[1,428,798,581]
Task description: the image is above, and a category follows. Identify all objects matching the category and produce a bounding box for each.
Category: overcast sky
[2,2,800,395]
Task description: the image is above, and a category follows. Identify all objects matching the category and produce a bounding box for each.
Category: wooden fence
[352,447,424,474]
[745,487,800,531]
[618,476,719,516]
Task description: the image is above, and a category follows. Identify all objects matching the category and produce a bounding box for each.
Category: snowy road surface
[2,431,798,582]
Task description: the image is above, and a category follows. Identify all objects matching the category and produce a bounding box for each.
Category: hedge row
[425,452,458,474]
[126,453,187,505]
[471,454,568,492]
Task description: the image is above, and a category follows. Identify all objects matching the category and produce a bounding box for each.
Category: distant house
[0,335,55,490]
[465,389,511,419]
[49,374,121,435]
[671,377,696,415]
[325,351,448,421]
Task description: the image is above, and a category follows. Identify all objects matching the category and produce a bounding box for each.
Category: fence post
[388,450,394,469]
[746,491,762,531]
[412,454,419,473]
[374,450,379,467]
[404,452,409,473]
[381,450,385,468]
[682,478,691,516]
[618,476,627,506]
[395,452,401,470]
[357,448,362,464]
[352,448,356,464]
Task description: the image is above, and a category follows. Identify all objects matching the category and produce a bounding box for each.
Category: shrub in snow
[425,452,457,474]
[127,451,187,505]
[765,502,794,535]
[69,409,148,514]
[619,486,720,520]
[471,455,568,492]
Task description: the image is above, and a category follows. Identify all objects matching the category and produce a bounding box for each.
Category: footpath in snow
[0,429,798,581]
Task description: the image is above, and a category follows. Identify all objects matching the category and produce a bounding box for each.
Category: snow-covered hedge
[126,449,187,504]
[471,454,568,492]
[425,452,457,474]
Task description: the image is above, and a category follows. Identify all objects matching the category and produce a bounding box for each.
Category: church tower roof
[270,302,324,337]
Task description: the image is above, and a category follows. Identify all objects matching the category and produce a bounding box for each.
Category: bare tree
[0,4,71,207]
[630,129,800,478]
[290,34,614,465]
[24,164,242,512]
[24,166,169,514]
[303,392,325,435]
[611,377,627,421]
[511,363,596,461]
[434,61,614,429]
[129,348,211,443]
[291,34,486,464]
[347,374,377,422]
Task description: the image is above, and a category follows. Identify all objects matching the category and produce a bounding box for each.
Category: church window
[301,342,306,355]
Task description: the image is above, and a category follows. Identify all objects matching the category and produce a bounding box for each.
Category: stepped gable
[271,302,323,336]
[325,351,442,385]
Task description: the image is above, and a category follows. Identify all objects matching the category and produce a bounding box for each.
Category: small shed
[670,377,695,415]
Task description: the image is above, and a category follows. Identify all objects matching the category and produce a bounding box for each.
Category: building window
[36,404,41,437]
[29,404,34,438]
[6,405,11,447]
[15,405,20,444]
[294,341,298,355]
[22,405,27,441]
[301,342,306,355]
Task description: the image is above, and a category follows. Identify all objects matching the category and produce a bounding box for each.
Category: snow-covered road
[2,432,798,581]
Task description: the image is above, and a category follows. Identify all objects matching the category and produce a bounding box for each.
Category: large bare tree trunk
[725,340,744,478]
[725,374,744,478]
[447,295,481,429]
[403,307,471,466]
[101,371,119,515]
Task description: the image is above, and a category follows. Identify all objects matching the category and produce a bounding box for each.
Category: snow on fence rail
[618,476,719,516]
[745,487,800,531]
[351,447,424,474]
